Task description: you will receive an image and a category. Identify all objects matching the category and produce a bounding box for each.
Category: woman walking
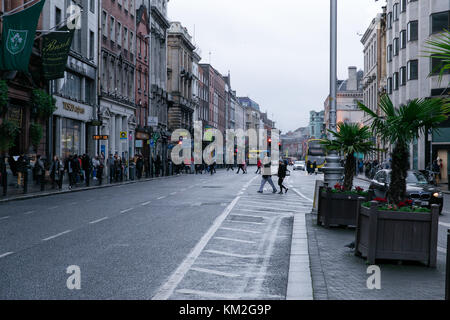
[277,160,289,194]
[50,155,64,190]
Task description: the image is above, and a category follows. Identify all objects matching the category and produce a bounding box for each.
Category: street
[0,168,449,299]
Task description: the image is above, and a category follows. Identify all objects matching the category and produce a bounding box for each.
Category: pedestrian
[97,157,104,185]
[439,158,444,183]
[255,158,262,174]
[226,163,234,171]
[82,154,91,187]
[50,155,64,190]
[35,155,46,191]
[257,158,277,194]
[433,159,441,184]
[107,154,114,183]
[277,160,289,194]
[136,155,143,179]
[155,155,162,177]
[92,156,100,180]
[65,155,75,189]
[0,155,7,196]
[313,161,317,175]
[306,160,311,175]
[236,161,245,174]
[209,161,216,175]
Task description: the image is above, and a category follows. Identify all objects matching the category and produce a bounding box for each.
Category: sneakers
[257,191,263,193]
[285,188,289,193]
[278,191,283,194]
[272,190,277,194]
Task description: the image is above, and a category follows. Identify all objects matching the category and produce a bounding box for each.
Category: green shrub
[30,123,43,148]
[0,80,8,115]
[32,89,56,119]
[0,120,20,152]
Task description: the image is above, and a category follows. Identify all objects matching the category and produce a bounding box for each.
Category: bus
[305,139,327,169]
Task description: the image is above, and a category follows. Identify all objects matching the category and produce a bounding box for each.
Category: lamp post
[322,0,344,186]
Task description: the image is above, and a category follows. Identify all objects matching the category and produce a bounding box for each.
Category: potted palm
[316,122,377,227]
[354,95,449,266]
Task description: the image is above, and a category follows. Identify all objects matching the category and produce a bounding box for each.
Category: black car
[369,169,444,214]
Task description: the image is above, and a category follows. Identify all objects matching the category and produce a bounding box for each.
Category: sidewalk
[306,212,446,300]
[0,174,180,204]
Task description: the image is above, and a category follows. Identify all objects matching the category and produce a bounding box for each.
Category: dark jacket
[278,163,287,178]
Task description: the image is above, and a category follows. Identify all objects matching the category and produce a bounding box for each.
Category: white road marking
[0,216,10,221]
[23,210,35,215]
[157,196,166,200]
[238,204,297,213]
[239,199,308,207]
[0,252,13,259]
[227,220,265,225]
[152,196,242,300]
[220,227,261,234]
[235,208,297,216]
[214,237,256,244]
[48,206,58,210]
[204,250,257,259]
[141,201,152,206]
[175,289,282,299]
[291,188,314,203]
[120,208,134,214]
[190,267,240,278]
[42,230,72,241]
[86,199,95,202]
[89,217,109,224]
[170,192,177,195]
[69,202,77,205]
[230,213,267,219]
[439,222,450,228]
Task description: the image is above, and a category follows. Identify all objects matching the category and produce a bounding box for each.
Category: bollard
[446,229,450,300]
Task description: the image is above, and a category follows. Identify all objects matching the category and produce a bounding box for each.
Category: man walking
[257,157,277,194]
[35,155,46,191]
[82,154,92,187]
[277,160,289,194]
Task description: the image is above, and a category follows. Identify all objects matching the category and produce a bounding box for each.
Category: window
[123,27,128,51]
[117,22,122,47]
[431,56,450,75]
[393,3,399,21]
[400,0,407,12]
[407,60,418,80]
[55,7,62,27]
[130,32,134,54]
[61,71,82,100]
[89,0,95,13]
[387,12,392,29]
[102,11,108,37]
[124,0,128,12]
[400,30,406,49]
[393,38,399,56]
[85,79,95,105]
[393,72,399,90]
[387,77,393,94]
[71,28,81,53]
[400,66,407,86]
[89,31,95,60]
[110,17,115,41]
[407,21,418,41]
[430,11,450,34]
[387,44,393,62]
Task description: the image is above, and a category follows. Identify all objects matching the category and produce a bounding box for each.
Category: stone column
[110,114,116,155]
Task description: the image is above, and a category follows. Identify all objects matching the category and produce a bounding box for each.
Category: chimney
[347,66,357,91]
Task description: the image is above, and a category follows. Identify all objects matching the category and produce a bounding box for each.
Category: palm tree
[320,122,377,191]
[424,29,450,80]
[358,95,450,204]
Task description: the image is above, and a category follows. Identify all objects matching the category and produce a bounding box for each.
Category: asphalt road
[0,168,311,299]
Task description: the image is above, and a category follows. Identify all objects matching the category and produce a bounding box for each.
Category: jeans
[259,176,277,192]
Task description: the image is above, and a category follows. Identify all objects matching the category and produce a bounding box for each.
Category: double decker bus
[305,139,327,169]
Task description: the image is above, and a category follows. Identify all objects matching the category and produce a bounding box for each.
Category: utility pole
[322,0,343,186]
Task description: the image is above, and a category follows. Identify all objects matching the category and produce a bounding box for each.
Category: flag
[41,26,74,80]
[0,0,45,72]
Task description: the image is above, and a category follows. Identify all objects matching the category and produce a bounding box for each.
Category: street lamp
[322,0,344,186]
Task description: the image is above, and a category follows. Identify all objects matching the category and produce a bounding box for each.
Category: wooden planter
[317,187,370,227]
[355,199,439,267]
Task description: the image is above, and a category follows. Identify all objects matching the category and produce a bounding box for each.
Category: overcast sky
[168,0,385,133]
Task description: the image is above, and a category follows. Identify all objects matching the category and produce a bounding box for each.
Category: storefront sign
[148,116,158,127]
[42,26,75,80]
[63,102,85,115]
[136,132,150,140]
[120,131,127,140]
[93,135,109,140]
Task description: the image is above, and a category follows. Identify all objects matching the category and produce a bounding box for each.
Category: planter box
[355,200,439,267]
[317,187,370,227]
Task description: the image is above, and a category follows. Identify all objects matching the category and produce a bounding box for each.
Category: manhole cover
[229,215,264,223]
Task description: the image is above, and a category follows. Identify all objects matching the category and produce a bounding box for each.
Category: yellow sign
[120,131,127,140]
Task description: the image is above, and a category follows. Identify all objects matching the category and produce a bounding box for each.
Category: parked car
[369,169,444,214]
[293,161,305,171]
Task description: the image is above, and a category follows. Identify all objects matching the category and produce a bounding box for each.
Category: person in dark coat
[17,154,30,193]
[0,156,7,196]
[82,154,92,187]
[277,160,289,194]
[312,161,317,175]
[65,155,76,189]
[97,158,104,185]
[136,155,143,179]
[35,155,45,191]
[155,155,162,177]
[306,160,312,175]
[50,155,64,190]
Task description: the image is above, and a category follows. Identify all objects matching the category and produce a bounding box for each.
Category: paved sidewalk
[306,213,447,300]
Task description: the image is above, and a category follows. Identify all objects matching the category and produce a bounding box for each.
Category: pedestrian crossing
[153,175,313,300]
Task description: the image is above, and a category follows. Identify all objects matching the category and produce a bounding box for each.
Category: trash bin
[129,164,135,181]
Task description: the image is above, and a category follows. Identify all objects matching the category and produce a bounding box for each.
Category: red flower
[405,200,413,206]
[355,186,364,192]
[374,197,387,203]
[334,183,344,191]
[398,201,407,208]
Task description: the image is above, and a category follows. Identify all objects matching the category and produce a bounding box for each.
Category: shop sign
[120,131,127,140]
[135,140,143,148]
[136,132,149,140]
[63,102,85,115]
[148,116,158,127]
[93,135,109,140]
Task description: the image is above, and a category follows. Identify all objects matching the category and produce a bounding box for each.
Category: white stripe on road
[120,208,134,214]
[239,199,308,207]
[0,252,13,259]
[0,216,10,221]
[157,196,166,200]
[219,227,261,234]
[48,206,58,210]
[214,237,256,244]
[190,267,240,278]
[42,230,72,241]
[141,201,152,206]
[89,217,109,224]
[291,188,314,203]
[439,222,450,228]
[204,250,257,259]
[235,208,297,216]
[170,192,177,195]
[175,289,282,300]
[151,175,258,300]
[237,204,297,213]
[24,210,35,215]
[227,220,265,226]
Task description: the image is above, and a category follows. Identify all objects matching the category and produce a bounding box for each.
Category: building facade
[385,0,450,176]
[309,110,324,139]
[99,0,136,162]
